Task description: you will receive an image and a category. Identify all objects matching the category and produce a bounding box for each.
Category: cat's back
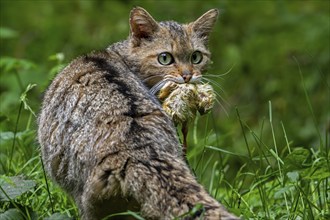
[38,49,180,191]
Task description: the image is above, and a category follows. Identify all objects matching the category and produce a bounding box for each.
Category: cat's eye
[158,52,174,65]
[191,51,203,64]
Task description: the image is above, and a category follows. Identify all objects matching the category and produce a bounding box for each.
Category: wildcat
[38,6,239,220]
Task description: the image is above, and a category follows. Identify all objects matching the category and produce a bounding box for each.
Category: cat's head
[127,7,219,93]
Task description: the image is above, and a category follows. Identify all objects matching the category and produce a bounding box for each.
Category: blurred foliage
[0,0,328,179]
[1,0,328,150]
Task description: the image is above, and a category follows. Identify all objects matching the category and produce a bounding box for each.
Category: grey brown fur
[38,7,239,220]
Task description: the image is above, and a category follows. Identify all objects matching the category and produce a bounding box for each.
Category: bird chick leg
[181,121,189,157]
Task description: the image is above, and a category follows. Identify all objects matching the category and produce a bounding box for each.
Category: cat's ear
[190,9,219,43]
[129,7,159,45]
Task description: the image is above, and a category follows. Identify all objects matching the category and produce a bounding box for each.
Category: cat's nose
[182,70,192,83]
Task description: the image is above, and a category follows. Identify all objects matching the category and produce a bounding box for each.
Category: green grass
[0,56,329,220]
[187,104,329,219]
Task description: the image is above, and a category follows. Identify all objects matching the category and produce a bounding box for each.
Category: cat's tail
[116,153,239,219]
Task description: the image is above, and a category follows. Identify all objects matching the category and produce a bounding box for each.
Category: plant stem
[0,184,29,219]
[9,101,23,172]
[40,155,54,214]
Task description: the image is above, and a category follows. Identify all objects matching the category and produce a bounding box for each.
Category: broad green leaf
[287,171,299,182]
[0,131,15,141]
[0,131,14,150]
[0,175,36,201]
[284,147,311,169]
[0,208,25,220]
[303,167,330,180]
[0,130,35,144]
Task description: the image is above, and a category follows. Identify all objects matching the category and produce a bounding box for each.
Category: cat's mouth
[149,75,202,95]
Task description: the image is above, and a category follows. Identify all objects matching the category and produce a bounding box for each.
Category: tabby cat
[38,6,239,220]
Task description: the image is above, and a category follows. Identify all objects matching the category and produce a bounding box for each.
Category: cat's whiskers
[149,78,174,95]
[143,74,165,83]
[149,80,167,95]
[201,77,230,116]
[211,89,229,116]
[202,77,226,94]
[202,78,228,105]
[204,64,235,78]
[202,65,235,84]
[203,74,225,80]
[149,74,205,95]
[150,75,189,95]
[164,75,185,84]
[190,75,203,83]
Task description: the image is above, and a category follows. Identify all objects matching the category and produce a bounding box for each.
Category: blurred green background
[1,0,329,159]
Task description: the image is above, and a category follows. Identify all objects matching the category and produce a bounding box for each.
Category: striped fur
[38,6,239,220]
